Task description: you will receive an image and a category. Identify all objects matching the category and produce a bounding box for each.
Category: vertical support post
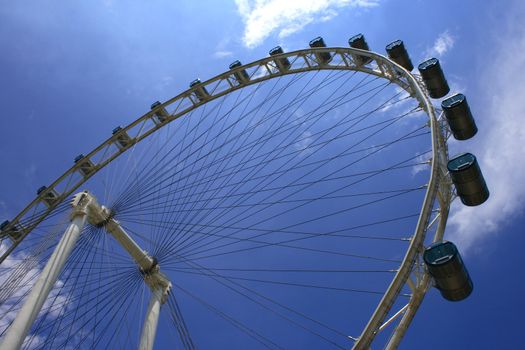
[0,213,87,350]
[139,287,164,350]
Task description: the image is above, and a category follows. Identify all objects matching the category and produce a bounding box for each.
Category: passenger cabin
[190,79,210,102]
[348,33,373,66]
[385,40,413,71]
[229,60,250,84]
[74,154,95,177]
[0,220,23,242]
[441,94,478,140]
[424,241,473,301]
[447,153,489,206]
[36,185,60,207]
[150,101,170,123]
[309,36,332,64]
[418,58,450,98]
[269,46,292,72]
[112,126,132,149]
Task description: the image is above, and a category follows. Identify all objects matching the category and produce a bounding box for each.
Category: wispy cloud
[294,131,314,157]
[425,31,455,58]
[0,241,70,348]
[24,163,37,186]
[235,0,380,48]
[213,50,234,59]
[447,14,525,251]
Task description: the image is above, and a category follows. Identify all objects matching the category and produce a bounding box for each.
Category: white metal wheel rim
[0,46,452,349]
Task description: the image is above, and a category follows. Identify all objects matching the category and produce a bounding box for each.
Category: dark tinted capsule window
[269,46,283,55]
[418,58,438,70]
[229,60,242,69]
[442,94,466,109]
[447,153,476,172]
[424,241,457,265]
[386,40,402,51]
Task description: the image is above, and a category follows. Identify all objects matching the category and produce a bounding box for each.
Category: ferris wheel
[0,34,488,350]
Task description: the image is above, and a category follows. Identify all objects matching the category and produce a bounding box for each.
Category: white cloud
[411,154,430,177]
[213,50,234,59]
[294,130,313,157]
[24,163,37,185]
[447,12,525,251]
[0,241,70,347]
[235,0,380,48]
[425,31,455,58]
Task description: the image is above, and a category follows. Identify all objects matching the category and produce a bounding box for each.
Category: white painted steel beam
[0,192,90,350]
[80,191,171,350]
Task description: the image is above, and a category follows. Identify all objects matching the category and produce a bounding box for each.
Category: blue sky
[1,0,524,349]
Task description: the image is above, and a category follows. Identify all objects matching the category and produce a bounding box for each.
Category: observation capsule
[424,241,473,301]
[36,185,60,207]
[0,220,23,242]
[441,93,478,140]
[385,40,413,71]
[269,46,291,72]
[190,79,210,102]
[74,154,95,177]
[448,152,489,206]
[229,60,250,84]
[348,33,373,65]
[150,101,169,123]
[309,36,332,64]
[112,126,132,149]
[418,58,450,98]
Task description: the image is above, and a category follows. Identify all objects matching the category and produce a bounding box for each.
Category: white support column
[104,218,171,350]
[104,218,154,272]
[139,287,163,350]
[0,195,88,350]
[80,193,172,350]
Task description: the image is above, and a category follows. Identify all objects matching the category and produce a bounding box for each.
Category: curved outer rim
[0,46,451,349]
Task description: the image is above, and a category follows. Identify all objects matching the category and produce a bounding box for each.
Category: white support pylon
[1,191,172,350]
[0,192,92,350]
[139,272,172,350]
[82,192,172,350]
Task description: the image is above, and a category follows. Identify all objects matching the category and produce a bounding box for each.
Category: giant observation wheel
[0,35,487,349]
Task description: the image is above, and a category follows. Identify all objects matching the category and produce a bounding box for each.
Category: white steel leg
[139,287,163,350]
[0,214,87,350]
[80,193,171,350]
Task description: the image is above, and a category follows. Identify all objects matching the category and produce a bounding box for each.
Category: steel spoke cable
[122,217,405,264]
[114,99,421,217]
[116,182,425,218]
[113,135,429,218]
[120,186,424,220]
[123,68,336,253]
[172,268,387,296]
[154,73,387,261]
[170,126,427,261]
[173,258,350,349]
[172,282,285,350]
[163,82,404,261]
[166,293,196,350]
[110,69,360,215]
[114,217,411,243]
[110,70,312,213]
[149,72,266,258]
[110,72,374,217]
[110,69,351,212]
[175,189,419,264]
[167,266,397,273]
[27,267,141,348]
